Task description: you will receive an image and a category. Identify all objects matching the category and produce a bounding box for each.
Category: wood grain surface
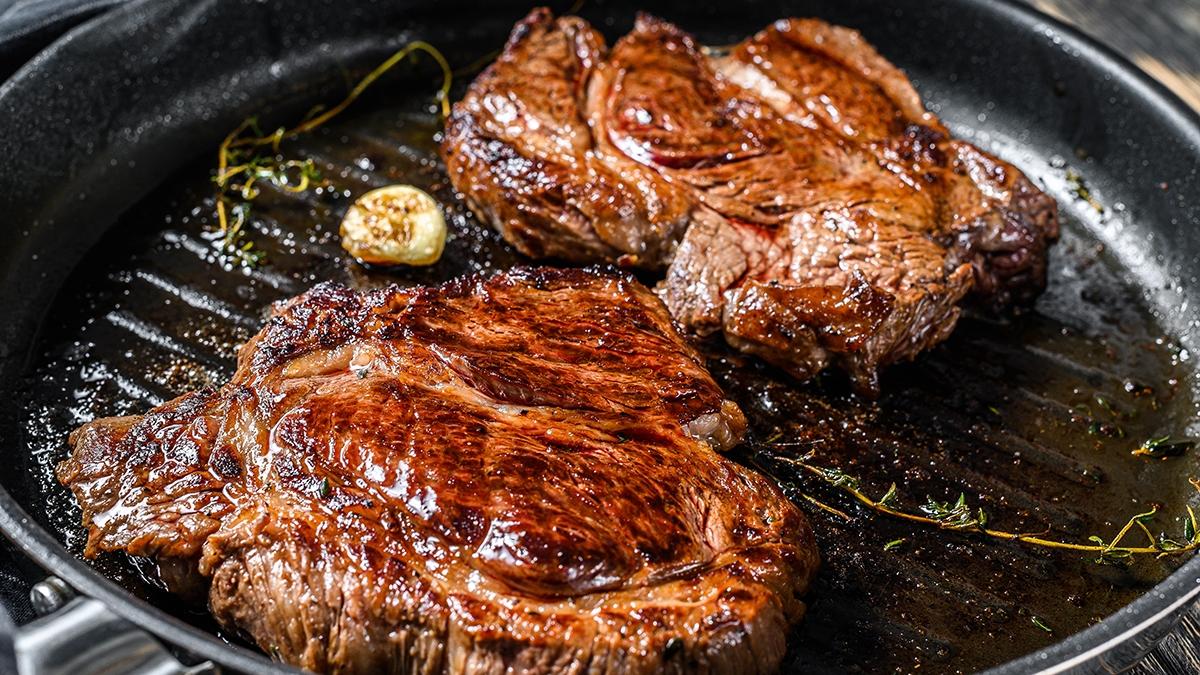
[1031,2,1200,674]
[1033,0,1200,109]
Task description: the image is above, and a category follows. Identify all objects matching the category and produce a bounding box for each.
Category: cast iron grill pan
[2,1,1200,673]
[15,59,1194,675]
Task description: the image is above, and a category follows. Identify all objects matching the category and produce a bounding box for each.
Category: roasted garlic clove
[340,185,446,266]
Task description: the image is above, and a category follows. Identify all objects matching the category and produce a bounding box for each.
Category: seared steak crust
[441,9,691,268]
[719,19,1060,310]
[603,16,976,394]
[58,267,817,675]
[442,10,1059,394]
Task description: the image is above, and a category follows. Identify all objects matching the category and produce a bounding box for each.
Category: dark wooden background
[1031,1,1200,673]
[1034,0,1200,110]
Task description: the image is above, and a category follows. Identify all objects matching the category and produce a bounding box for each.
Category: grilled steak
[58,267,818,675]
[443,10,1059,394]
[715,18,1060,311]
[441,10,692,268]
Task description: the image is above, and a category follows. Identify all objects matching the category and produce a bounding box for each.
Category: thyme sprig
[212,41,453,265]
[776,451,1200,565]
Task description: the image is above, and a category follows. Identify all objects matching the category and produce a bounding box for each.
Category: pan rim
[0,0,1198,673]
[956,1,1200,673]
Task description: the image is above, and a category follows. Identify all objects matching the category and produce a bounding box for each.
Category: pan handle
[8,577,216,675]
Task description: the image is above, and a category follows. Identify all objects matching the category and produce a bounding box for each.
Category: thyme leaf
[1157,534,1187,553]
[1066,168,1105,214]
[920,493,988,531]
[809,459,860,491]
[1132,435,1195,459]
[878,483,900,509]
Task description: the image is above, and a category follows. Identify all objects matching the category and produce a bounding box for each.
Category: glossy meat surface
[442,10,1059,394]
[58,267,817,674]
[604,16,976,393]
[441,9,691,268]
[719,19,1060,310]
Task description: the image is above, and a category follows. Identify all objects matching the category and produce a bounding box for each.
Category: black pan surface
[1,1,1199,673]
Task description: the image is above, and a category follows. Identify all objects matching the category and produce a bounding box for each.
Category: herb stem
[1134,519,1160,548]
[776,454,1200,562]
[215,118,257,237]
[800,493,851,521]
[230,40,452,157]
[212,41,453,265]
